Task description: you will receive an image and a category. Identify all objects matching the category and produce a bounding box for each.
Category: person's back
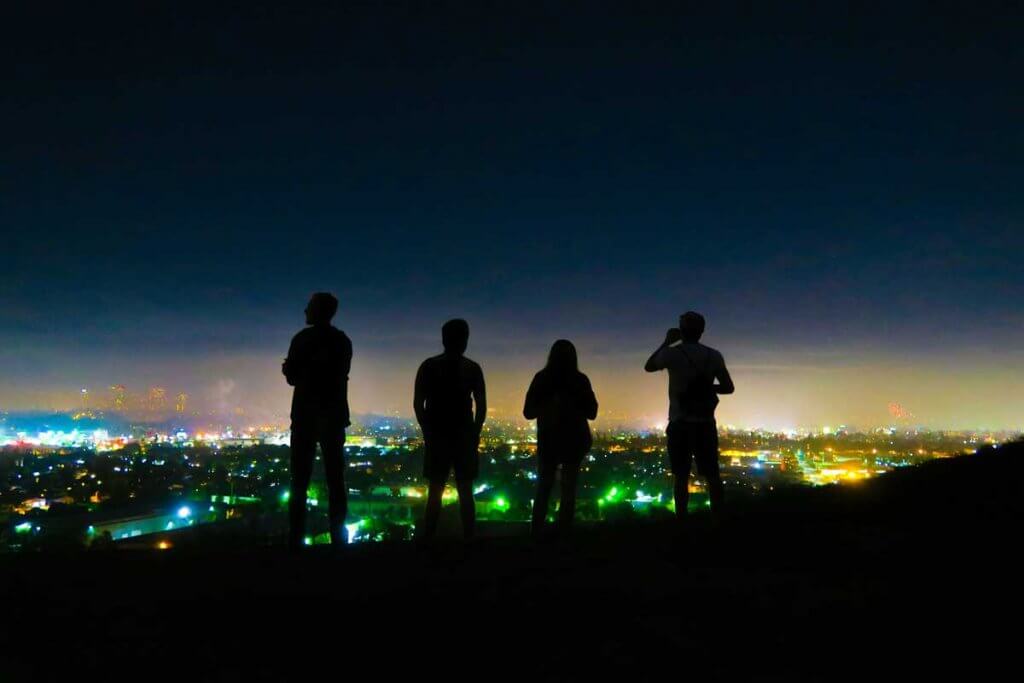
[656,340,724,424]
[525,366,597,458]
[416,353,480,437]
[285,324,352,428]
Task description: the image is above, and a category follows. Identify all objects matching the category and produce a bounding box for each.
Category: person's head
[546,339,578,374]
[305,292,338,326]
[441,318,470,355]
[679,311,706,342]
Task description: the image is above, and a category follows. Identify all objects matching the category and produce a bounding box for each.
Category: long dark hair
[545,339,579,375]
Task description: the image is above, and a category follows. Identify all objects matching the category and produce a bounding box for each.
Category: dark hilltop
[2,442,1021,680]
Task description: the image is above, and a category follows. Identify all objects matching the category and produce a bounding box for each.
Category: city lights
[1,412,1016,552]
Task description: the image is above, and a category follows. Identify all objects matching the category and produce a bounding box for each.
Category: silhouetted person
[414,319,486,541]
[644,311,733,521]
[282,292,352,549]
[524,340,598,538]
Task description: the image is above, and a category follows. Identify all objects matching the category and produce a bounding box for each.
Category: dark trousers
[666,420,723,517]
[532,458,581,535]
[290,425,346,548]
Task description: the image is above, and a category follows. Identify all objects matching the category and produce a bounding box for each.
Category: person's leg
[288,431,316,550]
[667,422,693,521]
[558,461,581,530]
[320,428,347,545]
[699,422,724,515]
[532,459,556,536]
[423,475,446,541]
[455,478,476,540]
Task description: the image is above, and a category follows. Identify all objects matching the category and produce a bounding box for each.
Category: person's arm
[282,335,301,386]
[413,362,430,434]
[472,365,487,435]
[523,375,541,420]
[340,333,353,381]
[714,355,735,395]
[581,376,598,420]
[644,328,681,372]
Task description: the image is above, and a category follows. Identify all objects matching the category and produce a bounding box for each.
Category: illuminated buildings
[110,385,126,411]
[147,387,166,412]
[1,417,1015,552]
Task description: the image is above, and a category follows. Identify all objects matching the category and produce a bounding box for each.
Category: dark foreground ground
[3,443,1022,681]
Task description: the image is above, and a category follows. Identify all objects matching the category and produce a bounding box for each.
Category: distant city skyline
[3,335,1021,431]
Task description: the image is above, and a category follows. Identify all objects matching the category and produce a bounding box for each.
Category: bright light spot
[176,506,192,519]
[345,519,365,543]
[156,541,172,550]
[280,490,290,503]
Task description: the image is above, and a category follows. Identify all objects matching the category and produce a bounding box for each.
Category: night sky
[3,2,1022,429]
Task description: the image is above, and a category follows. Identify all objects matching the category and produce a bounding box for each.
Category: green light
[280,490,290,503]
[495,496,509,510]
[604,486,623,503]
[15,522,32,534]
[303,536,312,546]
[87,525,95,535]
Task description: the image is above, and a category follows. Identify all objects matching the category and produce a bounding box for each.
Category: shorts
[424,430,479,482]
[290,412,346,445]
[666,420,720,478]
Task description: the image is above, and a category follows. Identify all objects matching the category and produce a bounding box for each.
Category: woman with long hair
[523,339,598,537]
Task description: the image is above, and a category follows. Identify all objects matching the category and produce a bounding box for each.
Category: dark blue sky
[3,2,1022,427]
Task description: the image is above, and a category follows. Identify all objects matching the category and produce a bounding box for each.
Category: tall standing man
[282,292,352,549]
[645,311,734,521]
[414,318,486,541]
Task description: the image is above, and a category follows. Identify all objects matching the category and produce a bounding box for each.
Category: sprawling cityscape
[2,405,1014,553]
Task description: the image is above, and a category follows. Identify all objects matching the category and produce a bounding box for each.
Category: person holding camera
[644,311,734,522]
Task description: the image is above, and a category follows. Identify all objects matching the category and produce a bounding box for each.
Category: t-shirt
[651,342,725,423]
[414,354,485,436]
[283,325,353,428]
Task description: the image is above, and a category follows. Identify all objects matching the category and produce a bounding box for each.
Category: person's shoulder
[462,356,483,373]
[290,327,313,343]
[419,354,444,370]
[700,343,723,357]
[529,368,550,386]
[330,327,352,345]
[700,343,725,363]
